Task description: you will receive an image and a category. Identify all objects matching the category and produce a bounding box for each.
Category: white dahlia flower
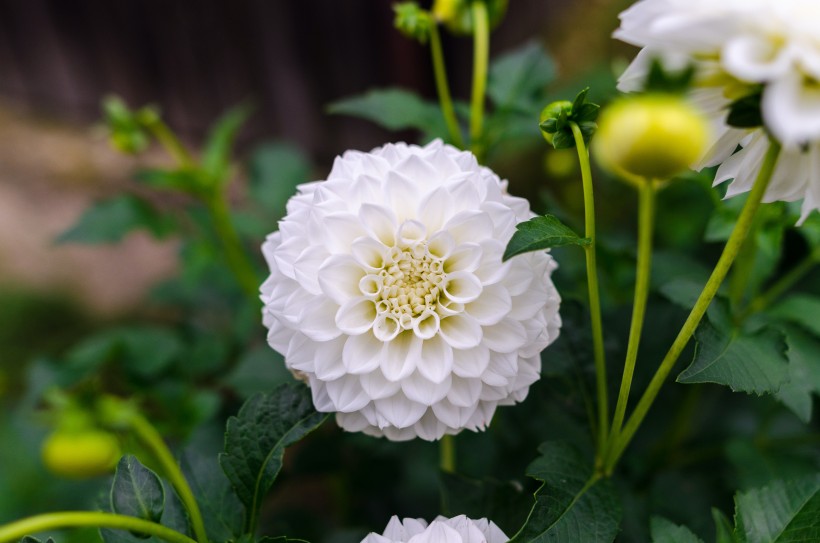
[361,515,508,543]
[260,140,561,441]
[614,0,820,223]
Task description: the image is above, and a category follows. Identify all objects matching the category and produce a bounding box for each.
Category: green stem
[742,246,820,318]
[205,194,261,302]
[130,415,210,543]
[144,119,195,168]
[569,122,609,462]
[604,141,782,473]
[0,512,197,543]
[469,1,489,159]
[608,180,656,449]
[440,434,456,473]
[727,219,759,311]
[429,23,464,148]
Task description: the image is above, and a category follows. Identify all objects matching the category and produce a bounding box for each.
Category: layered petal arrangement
[615,0,820,222]
[361,515,508,543]
[261,140,561,441]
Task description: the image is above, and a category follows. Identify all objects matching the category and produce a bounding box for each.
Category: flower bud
[593,94,709,180]
[539,100,572,145]
[394,2,432,44]
[437,0,509,36]
[42,430,121,479]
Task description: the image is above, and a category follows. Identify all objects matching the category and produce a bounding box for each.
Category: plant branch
[429,23,464,148]
[440,434,456,473]
[742,245,820,318]
[469,1,489,159]
[0,512,197,543]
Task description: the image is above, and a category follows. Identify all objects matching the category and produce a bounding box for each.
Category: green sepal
[503,214,590,261]
[538,88,599,149]
[393,2,432,43]
[643,58,696,94]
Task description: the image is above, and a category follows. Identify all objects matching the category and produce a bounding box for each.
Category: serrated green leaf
[248,142,311,219]
[712,509,737,543]
[650,517,704,543]
[327,89,448,140]
[110,455,165,524]
[440,472,532,535]
[488,42,555,112]
[503,215,590,261]
[202,104,252,183]
[57,195,174,245]
[101,479,190,543]
[734,475,820,542]
[180,450,245,543]
[219,383,329,533]
[776,327,820,422]
[508,442,621,543]
[768,295,820,336]
[677,314,788,395]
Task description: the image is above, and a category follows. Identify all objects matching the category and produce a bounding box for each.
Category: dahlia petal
[323,212,367,254]
[442,271,483,305]
[451,346,491,378]
[351,237,389,271]
[439,314,483,350]
[325,375,371,412]
[380,331,421,381]
[447,376,482,408]
[444,210,495,245]
[401,371,451,406]
[426,230,456,260]
[318,255,366,305]
[431,400,479,430]
[473,240,511,286]
[443,243,482,274]
[386,170,420,222]
[294,245,328,294]
[375,394,427,428]
[482,318,529,354]
[343,333,383,374]
[722,34,794,82]
[359,203,398,247]
[763,70,820,148]
[417,334,454,383]
[336,298,378,335]
[418,186,454,233]
[313,337,347,380]
[300,297,344,342]
[360,369,401,400]
[465,284,512,326]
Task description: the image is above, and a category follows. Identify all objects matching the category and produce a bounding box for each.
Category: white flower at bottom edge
[361,515,508,543]
[260,140,562,441]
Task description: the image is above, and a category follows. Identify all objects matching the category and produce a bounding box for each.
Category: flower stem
[604,141,782,473]
[0,512,197,543]
[741,245,820,318]
[440,434,456,473]
[469,1,489,160]
[429,22,464,148]
[569,121,608,460]
[143,118,195,169]
[608,180,655,450]
[130,414,210,543]
[205,194,261,303]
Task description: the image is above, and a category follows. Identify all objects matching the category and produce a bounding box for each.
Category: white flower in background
[614,0,820,222]
[361,515,508,543]
[261,140,561,441]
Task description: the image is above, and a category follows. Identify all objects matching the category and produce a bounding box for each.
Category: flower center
[377,244,444,329]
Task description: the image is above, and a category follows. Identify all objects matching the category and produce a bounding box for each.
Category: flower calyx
[393,2,433,44]
[432,0,508,35]
[103,95,160,155]
[538,87,600,149]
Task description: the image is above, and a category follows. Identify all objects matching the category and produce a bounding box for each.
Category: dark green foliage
[503,214,590,261]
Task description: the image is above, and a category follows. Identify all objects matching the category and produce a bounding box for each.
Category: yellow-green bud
[539,100,573,145]
[593,94,709,181]
[42,430,121,479]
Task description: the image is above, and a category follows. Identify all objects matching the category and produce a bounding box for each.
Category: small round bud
[42,430,121,479]
[539,100,572,144]
[438,0,508,36]
[394,2,432,44]
[593,94,709,180]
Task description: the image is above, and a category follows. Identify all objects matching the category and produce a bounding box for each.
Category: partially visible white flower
[361,515,508,543]
[614,0,820,222]
[261,140,562,441]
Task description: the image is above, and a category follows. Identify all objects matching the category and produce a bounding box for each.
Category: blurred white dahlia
[361,515,508,543]
[614,0,820,223]
[260,140,561,441]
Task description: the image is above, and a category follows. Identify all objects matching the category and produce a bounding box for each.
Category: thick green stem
[130,415,210,543]
[469,1,489,159]
[206,194,261,302]
[0,512,197,543]
[440,434,456,473]
[144,119,195,168]
[569,122,608,460]
[604,141,782,473]
[608,181,656,449]
[429,23,464,148]
[742,246,820,318]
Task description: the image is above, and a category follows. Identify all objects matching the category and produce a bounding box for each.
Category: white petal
[466,284,512,325]
[452,346,491,378]
[397,219,427,246]
[360,368,401,400]
[323,212,367,253]
[439,314,483,350]
[351,237,389,271]
[336,298,378,335]
[313,337,347,380]
[444,243,483,273]
[380,331,421,381]
[407,522,462,543]
[342,333,383,374]
[293,245,328,294]
[300,297,343,342]
[482,318,529,353]
[427,231,456,260]
[763,71,820,147]
[722,34,794,82]
[431,400,479,430]
[447,376,482,408]
[386,170,420,222]
[318,255,366,305]
[412,310,441,340]
[473,240,511,285]
[442,271,483,304]
[374,394,427,428]
[417,334,454,383]
[443,210,494,244]
[359,203,398,247]
[325,375,371,412]
[418,186,455,233]
[401,371,451,406]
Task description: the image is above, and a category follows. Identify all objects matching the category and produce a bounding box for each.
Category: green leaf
[776,327,820,422]
[327,88,448,139]
[202,104,252,183]
[768,295,820,336]
[101,479,191,543]
[110,455,165,524]
[180,450,245,543]
[222,346,293,400]
[733,475,820,542]
[440,472,532,535]
[134,168,205,194]
[726,89,763,129]
[508,442,621,543]
[712,509,738,543]
[219,383,329,532]
[257,538,310,543]
[488,42,555,112]
[677,312,788,395]
[248,142,311,219]
[650,517,704,543]
[20,537,55,543]
[503,214,590,261]
[56,195,174,245]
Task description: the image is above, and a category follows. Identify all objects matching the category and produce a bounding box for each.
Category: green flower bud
[436,0,508,35]
[42,430,121,479]
[394,2,432,44]
[593,94,710,181]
